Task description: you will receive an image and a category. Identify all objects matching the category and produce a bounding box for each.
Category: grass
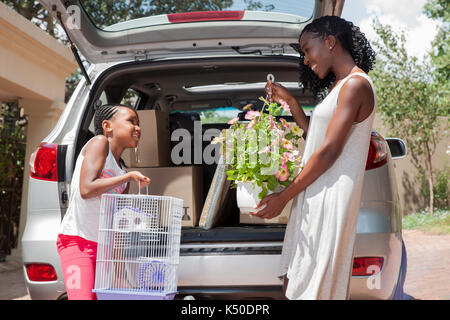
[402,209,450,235]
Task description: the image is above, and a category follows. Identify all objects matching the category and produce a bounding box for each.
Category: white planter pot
[236,181,281,214]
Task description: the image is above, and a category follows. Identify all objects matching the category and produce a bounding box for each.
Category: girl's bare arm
[79,136,149,199]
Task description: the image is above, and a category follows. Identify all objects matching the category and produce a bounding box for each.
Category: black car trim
[180,245,282,256]
[181,226,286,243]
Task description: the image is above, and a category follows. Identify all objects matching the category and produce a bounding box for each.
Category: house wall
[373,115,449,215]
[0,2,77,242]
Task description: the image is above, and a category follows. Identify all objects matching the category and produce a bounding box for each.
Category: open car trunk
[38,0,344,65]
[76,55,315,244]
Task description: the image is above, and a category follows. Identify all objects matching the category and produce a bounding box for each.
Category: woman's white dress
[279,72,377,300]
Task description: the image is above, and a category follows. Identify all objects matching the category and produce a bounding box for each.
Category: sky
[228,0,441,60]
[341,0,441,60]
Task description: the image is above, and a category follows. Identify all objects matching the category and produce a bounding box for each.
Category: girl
[57,104,151,300]
[253,16,377,299]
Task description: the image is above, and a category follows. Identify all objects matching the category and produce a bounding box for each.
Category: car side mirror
[385,138,407,160]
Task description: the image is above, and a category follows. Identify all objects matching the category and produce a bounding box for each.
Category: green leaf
[267,175,278,191]
[258,185,268,199]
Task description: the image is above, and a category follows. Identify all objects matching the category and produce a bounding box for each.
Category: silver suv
[22,0,407,300]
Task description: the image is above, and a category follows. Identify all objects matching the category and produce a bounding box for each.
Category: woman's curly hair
[298,15,376,100]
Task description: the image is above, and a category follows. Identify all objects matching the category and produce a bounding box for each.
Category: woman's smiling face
[299,32,333,79]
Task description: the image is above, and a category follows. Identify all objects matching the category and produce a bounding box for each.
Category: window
[171,107,241,124]
[79,0,315,30]
[120,88,140,108]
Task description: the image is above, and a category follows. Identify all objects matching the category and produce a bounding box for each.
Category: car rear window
[79,0,315,30]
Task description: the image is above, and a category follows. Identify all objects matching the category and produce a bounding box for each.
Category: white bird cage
[93,193,183,300]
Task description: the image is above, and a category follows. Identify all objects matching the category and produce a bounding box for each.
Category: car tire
[391,239,408,300]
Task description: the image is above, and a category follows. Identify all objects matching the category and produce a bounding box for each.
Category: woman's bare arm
[254,77,372,219]
[265,81,309,139]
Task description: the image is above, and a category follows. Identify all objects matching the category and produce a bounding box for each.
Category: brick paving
[402,229,450,300]
[1,229,449,300]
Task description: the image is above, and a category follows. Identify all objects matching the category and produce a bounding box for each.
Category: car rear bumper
[22,215,402,300]
[21,211,66,300]
[178,232,403,300]
[21,239,66,300]
[349,232,403,300]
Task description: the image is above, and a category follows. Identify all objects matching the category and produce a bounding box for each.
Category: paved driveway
[402,229,450,300]
[1,229,449,300]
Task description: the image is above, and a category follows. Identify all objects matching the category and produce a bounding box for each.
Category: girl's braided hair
[298,15,376,100]
[93,103,136,136]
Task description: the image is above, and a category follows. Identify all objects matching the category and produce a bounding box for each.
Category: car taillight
[352,257,384,276]
[29,143,58,181]
[365,132,388,170]
[168,11,245,23]
[25,263,57,281]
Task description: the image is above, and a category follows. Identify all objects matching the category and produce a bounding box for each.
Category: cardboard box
[122,110,171,167]
[239,199,293,224]
[128,166,203,227]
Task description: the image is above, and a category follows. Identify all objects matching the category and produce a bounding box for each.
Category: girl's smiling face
[299,32,335,79]
[106,107,141,148]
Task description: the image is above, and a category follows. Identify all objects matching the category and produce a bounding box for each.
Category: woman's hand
[265,80,295,105]
[265,80,309,140]
[127,171,151,188]
[250,192,289,220]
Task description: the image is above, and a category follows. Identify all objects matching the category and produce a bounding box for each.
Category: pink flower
[281,138,294,151]
[245,110,261,120]
[279,99,291,113]
[279,118,290,129]
[281,152,296,164]
[247,119,256,129]
[268,115,276,129]
[275,164,290,182]
[227,117,239,125]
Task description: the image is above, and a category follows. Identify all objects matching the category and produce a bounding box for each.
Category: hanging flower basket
[212,97,303,212]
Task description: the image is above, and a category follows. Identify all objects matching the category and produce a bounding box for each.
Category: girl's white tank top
[59,138,127,242]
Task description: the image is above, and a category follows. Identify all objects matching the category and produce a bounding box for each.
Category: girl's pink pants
[56,234,98,300]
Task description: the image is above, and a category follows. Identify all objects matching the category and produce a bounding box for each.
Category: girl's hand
[128,171,151,188]
[250,192,289,220]
[265,80,295,105]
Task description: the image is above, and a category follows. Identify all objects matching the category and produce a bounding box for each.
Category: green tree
[1,0,58,37]
[0,102,27,253]
[423,0,449,82]
[243,0,274,11]
[371,18,449,215]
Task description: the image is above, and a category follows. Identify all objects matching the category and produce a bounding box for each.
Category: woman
[251,16,377,299]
